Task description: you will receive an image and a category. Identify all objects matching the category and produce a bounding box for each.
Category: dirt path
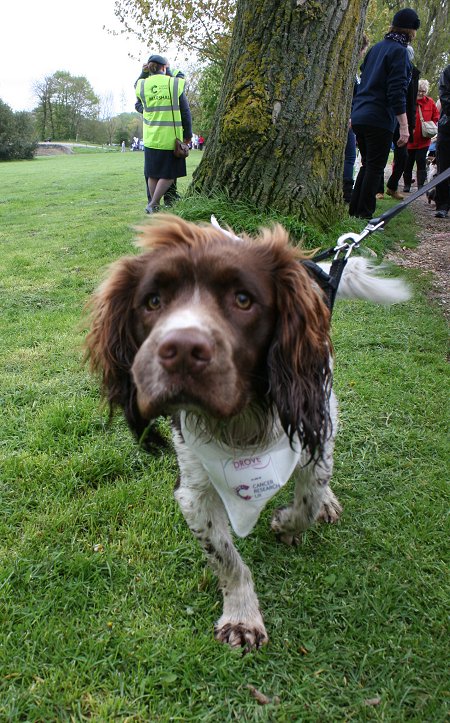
[386,193,450,323]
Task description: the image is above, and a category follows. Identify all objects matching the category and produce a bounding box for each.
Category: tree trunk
[192,0,370,226]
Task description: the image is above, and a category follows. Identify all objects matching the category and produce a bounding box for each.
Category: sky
[0,0,174,115]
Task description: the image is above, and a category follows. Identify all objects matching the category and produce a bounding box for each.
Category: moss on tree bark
[191,0,370,227]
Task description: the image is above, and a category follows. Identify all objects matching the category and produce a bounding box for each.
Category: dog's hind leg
[173,433,268,651]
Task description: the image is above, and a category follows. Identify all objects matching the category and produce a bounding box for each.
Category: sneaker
[145,203,160,214]
[435,210,448,218]
[403,186,411,193]
[376,193,385,200]
[386,188,404,200]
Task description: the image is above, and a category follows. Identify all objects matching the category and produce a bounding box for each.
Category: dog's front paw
[214,618,268,652]
[317,489,342,524]
[270,506,299,545]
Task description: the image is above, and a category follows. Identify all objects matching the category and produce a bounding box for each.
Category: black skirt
[144,147,187,179]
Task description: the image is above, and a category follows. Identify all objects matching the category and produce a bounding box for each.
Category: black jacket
[439,65,450,117]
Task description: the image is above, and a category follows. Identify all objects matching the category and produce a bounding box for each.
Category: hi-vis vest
[136,74,185,150]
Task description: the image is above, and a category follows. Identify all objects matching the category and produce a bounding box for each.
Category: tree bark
[191,0,370,226]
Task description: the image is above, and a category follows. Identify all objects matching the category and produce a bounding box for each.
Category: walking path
[387,192,449,323]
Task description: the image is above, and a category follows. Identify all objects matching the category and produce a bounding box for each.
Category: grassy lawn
[0,151,448,721]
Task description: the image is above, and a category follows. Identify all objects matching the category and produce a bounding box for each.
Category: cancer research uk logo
[223,454,281,502]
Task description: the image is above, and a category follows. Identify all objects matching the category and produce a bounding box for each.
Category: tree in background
[192,0,370,225]
[195,63,224,137]
[112,0,235,64]
[113,112,142,146]
[113,0,448,122]
[33,72,100,141]
[179,63,222,137]
[101,92,119,146]
[0,100,37,161]
[113,0,448,78]
[365,1,449,95]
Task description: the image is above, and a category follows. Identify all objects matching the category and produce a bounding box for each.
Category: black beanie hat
[392,8,420,29]
[147,54,168,65]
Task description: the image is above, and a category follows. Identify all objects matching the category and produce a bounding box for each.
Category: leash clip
[333,232,362,260]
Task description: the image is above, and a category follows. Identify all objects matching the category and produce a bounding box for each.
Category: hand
[397,128,410,147]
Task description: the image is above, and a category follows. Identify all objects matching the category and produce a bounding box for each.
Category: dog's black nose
[158,329,213,374]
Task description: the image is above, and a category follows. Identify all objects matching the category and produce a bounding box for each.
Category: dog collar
[180,412,300,537]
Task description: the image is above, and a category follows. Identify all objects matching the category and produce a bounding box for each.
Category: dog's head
[86,215,332,457]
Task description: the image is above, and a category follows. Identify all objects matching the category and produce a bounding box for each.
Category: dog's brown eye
[235,292,252,310]
[145,293,161,311]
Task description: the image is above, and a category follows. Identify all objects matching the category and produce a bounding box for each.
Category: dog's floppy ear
[267,258,332,460]
[85,255,166,450]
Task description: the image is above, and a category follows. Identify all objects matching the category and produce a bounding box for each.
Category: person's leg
[350,124,392,218]
[435,130,450,215]
[377,173,385,197]
[343,128,356,203]
[387,144,407,191]
[415,147,428,188]
[148,178,176,209]
[349,127,367,217]
[343,128,356,181]
[143,148,152,206]
[403,149,415,191]
[145,173,151,203]
[164,180,180,207]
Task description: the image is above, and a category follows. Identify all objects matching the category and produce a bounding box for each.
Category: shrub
[0,99,38,161]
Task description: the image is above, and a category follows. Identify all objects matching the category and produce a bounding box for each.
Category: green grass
[0,152,448,721]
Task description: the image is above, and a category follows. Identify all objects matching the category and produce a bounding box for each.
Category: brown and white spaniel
[86,215,410,652]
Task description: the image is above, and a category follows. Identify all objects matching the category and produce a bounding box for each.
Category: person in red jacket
[402,79,440,191]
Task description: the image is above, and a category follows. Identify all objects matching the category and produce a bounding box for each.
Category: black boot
[164,180,180,207]
[343,178,353,204]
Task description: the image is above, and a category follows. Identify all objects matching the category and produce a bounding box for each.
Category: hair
[148,61,165,74]
[418,78,429,94]
[360,33,370,53]
[389,26,417,42]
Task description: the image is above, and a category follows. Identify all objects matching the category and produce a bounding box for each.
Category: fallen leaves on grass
[364,697,381,706]
[247,684,280,705]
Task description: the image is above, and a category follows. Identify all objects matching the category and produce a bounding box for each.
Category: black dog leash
[305,165,450,312]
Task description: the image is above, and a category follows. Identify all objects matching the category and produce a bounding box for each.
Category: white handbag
[418,105,437,139]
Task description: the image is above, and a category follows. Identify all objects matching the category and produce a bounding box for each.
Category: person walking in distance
[349,8,420,219]
[402,79,440,193]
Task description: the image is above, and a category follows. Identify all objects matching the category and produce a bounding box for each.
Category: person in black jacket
[349,8,420,219]
[434,64,450,218]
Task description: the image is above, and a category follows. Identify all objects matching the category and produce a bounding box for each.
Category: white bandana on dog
[180,412,301,537]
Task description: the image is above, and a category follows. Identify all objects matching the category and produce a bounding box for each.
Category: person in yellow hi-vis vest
[136,54,192,213]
